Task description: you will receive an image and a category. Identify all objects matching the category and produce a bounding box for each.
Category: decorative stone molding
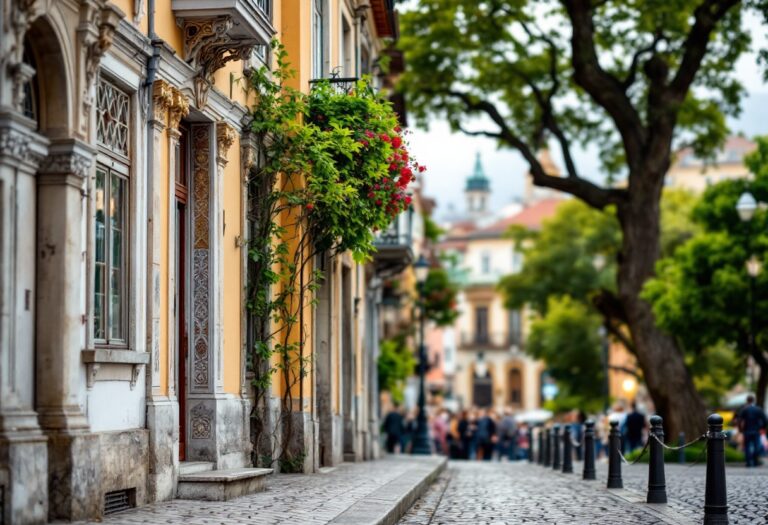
[81,349,150,390]
[39,150,92,179]
[78,2,125,134]
[190,402,213,439]
[2,0,47,112]
[192,125,212,392]
[240,130,258,182]
[169,88,190,132]
[182,17,257,109]
[0,125,46,166]
[216,122,236,166]
[152,79,174,126]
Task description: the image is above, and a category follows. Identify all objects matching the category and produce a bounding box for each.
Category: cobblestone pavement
[77,456,442,525]
[398,460,768,524]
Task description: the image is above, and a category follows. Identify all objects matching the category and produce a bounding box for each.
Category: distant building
[666,135,757,192]
[433,153,565,413]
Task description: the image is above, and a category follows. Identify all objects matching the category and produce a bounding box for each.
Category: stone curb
[605,487,696,525]
[329,456,447,525]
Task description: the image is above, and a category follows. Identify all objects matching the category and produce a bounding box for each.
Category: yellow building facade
[0,0,405,522]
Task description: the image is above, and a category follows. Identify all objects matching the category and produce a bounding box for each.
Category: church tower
[466,152,491,220]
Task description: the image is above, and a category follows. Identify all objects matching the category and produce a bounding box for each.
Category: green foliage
[244,42,420,469]
[642,139,768,406]
[421,268,460,327]
[423,213,444,243]
[499,200,620,315]
[377,335,417,405]
[527,296,605,413]
[399,0,753,178]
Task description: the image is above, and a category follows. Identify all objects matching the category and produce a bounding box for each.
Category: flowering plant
[305,80,425,259]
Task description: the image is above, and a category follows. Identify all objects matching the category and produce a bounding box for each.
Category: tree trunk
[617,190,708,437]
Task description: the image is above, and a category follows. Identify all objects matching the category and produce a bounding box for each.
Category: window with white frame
[312,0,326,78]
[94,78,130,345]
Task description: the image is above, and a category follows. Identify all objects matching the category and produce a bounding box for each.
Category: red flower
[392,136,402,148]
[418,165,427,172]
[365,130,375,138]
[306,203,315,211]
[380,134,391,142]
[376,199,382,206]
[374,184,381,190]
[368,191,375,198]
[383,177,389,184]
[405,196,412,205]
[400,167,413,178]
[394,126,402,133]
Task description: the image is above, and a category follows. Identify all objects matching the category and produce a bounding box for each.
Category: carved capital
[39,140,94,179]
[0,125,46,166]
[152,79,173,127]
[216,122,237,166]
[182,17,258,109]
[81,3,124,90]
[168,87,190,133]
[240,131,258,182]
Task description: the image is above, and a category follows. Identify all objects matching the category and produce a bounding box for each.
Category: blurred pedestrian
[737,395,767,467]
[431,409,448,455]
[623,402,647,453]
[458,410,472,460]
[383,404,405,453]
[476,409,497,461]
[498,408,517,461]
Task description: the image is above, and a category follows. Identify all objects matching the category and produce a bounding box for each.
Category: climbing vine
[244,42,422,471]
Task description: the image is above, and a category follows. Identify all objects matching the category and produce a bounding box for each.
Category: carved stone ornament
[0,127,46,165]
[240,132,258,182]
[152,79,174,126]
[79,2,125,132]
[216,122,237,165]
[3,0,47,112]
[39,150,93,178]
[182,17,259,109]
[169,88,190,132]
[190,402,213,439]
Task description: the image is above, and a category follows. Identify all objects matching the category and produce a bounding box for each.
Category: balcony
[459,331,521,351]
[373,208,413,276]
[172,0,275,54]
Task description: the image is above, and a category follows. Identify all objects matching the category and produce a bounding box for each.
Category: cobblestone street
[399,461,768,525]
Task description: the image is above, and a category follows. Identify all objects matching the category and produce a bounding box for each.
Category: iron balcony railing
[374,209,413,247]
[459,331,522,349]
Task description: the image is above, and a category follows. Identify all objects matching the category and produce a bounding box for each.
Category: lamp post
[411,254,432,455]
[593,255,610,414]
[737,191,762,394]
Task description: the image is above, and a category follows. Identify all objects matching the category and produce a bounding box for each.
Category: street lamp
[411,254,432,455]
[598,325,610,413]
[737,191,761,396]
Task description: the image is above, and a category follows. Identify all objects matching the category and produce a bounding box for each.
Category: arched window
[22,38,39,125]
[509,368,523,407]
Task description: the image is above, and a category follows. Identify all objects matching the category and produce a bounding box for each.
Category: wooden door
[176,125,189,460]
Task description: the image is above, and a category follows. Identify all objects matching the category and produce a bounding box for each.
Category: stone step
[179,461,215,476]
[177,467,273,501]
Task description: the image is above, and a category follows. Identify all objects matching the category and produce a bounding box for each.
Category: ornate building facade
[0,0,406,523]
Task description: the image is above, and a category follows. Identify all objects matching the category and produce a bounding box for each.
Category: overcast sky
[409,13,768,220]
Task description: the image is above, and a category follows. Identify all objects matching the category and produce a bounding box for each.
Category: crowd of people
[382,397,768,467]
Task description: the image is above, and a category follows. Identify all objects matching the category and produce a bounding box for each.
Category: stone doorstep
[329,456,447,525]
[177,467,273,502]
[179,461,215,476]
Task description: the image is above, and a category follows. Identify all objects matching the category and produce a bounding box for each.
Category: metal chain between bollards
[650,432,707,451]
[615,438,652,465]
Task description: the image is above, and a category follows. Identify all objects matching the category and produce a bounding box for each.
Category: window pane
[109,173,126,341]
[93,169,107,340]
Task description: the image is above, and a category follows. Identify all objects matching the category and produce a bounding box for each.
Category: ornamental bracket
[182,17,258,109]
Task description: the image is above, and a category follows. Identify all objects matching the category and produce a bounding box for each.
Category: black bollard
[544,428,552,467]
[607,420,623,489]
[528,426,534,463]
[552,425,561,470]
[704,414,729,524]
[646,415,667,504]
[582,420,596,480]
[678,432,686,465]
[562,425,574,473]
[537,427,544,464]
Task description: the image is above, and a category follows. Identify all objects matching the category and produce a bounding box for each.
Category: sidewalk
[83,456,446,525]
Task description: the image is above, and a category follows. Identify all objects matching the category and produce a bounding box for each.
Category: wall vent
[104,488,135,515]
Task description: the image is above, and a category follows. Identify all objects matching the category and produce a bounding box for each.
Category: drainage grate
[104,488,135,515]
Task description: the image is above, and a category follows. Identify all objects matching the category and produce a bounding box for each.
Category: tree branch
[560,0,645,171]
[447,90,626,209]
[621,34,664,91]
[668,0,741,100]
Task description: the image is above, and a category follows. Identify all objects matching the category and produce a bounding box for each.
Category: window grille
[104,489,135,515]
[97,79,130,157]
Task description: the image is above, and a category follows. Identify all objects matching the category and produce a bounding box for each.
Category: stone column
[35,138,101,521]
[145,79,177,503]
[0,110,49,525]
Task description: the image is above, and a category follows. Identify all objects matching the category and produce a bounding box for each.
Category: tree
[422,267,461,327]
[400,0,765,434]
[643,137,768,407]
[527,296,605,413]
[378,335,417,404]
